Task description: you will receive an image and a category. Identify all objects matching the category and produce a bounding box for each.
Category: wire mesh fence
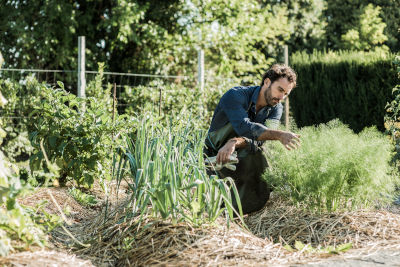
[0,67,241,122]
[0,68,219,126]
[0,68,198,93]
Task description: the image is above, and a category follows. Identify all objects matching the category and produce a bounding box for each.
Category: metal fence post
[284,45,289,131]
[198,49,204,91]
[78,36,86,98]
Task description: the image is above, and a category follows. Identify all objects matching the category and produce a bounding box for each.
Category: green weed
[284,240,352,254]
[68,187,98,207]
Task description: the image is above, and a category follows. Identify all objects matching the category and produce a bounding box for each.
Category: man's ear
[264,78,271,87]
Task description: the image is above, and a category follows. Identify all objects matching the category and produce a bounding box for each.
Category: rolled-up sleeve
[220,89,268,140]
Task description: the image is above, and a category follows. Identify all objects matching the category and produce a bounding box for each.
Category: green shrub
[0,76,41,162]
[384,55,400,166]
[290,50,398,132]
[0,127,59,256]
[29,81,136,188]
[263,119,398,211]
[0,155,45,256]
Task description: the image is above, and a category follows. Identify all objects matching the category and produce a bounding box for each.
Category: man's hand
[279,131,301,150]
[216,140,236,164]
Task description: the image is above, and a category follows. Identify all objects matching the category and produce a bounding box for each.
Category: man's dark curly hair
[260,64,297,88]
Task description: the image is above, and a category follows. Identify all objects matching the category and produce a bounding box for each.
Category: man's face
[264,77,294,106]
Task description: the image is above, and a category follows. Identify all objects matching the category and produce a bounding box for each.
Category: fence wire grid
[0,68,237,124]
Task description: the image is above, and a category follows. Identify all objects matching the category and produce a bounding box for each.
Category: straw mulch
[15,189,400,267]
[52,202,303,267]
[19,187,95,223]
[19,180,128,223]
[246,196,400,250]
[0,250,95,267]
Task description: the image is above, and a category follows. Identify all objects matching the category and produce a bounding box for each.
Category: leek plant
[114,116,243,226]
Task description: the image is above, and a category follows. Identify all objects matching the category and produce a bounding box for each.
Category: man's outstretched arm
[257,129,301,150]
[216,129,300,164]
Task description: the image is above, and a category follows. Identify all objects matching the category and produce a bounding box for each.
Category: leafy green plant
[263,119,398,211]
[284,240,352,254]
[0,76,41,162]
[0,152,47,256]
[28,80,136,188]
[341,4,388,51]
[68,187,98,207]
[385,55,400,167]
[114,115,243,226]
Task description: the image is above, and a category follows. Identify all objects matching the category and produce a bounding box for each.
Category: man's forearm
[228,130,283,149]
[257,129,284,141]
[226,128,299,151]
[226,137,247,149]
[257,129,301,151]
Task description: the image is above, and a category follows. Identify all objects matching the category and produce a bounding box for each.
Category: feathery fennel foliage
[263,119,398,211]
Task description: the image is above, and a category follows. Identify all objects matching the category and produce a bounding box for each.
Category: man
[204,64,300,214]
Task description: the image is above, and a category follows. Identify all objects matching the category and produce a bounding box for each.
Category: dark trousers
[204,141,271,214]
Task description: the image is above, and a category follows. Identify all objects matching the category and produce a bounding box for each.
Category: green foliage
[0,147,50,256]
[324,0,400,52]
[2,0,400,79]
[0,1,187,73]
[0,76,42,162]
[28,80,135,187]
[290,49,398,132]
[341,4,388,51]
[384,55,400,165]
[284,241,352,254]
[0,0,293,79]
[263,120,398,211]
[267,0,327,53]
[0,78,59,256]
[163,0,291,79]
[114,115,244,226]
[120,78,231,129]
[68,187,98,207]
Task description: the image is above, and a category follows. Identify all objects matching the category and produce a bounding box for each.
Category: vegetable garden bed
[3,189,400,267]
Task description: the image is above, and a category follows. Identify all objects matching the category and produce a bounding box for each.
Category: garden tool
[205,151,239,171]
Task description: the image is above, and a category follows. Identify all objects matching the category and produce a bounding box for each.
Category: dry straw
[49,195,400,266]
[246,196,400,249]
[11,188,400,266]
[56,202,293,266]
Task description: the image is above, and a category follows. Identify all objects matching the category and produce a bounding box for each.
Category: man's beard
[264,84,280,106]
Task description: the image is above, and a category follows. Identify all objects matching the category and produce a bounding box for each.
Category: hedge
[290,50,398,132]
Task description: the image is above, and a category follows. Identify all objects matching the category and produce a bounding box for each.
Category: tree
[0,0,187,73]
[341,4,387,51]
[160,0,292,81]
[324,0,400,52]
[266,0,327,53]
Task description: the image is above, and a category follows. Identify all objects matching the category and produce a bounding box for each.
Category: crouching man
[204,64,301,214]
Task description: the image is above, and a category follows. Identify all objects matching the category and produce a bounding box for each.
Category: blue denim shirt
[208,85,282,141]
